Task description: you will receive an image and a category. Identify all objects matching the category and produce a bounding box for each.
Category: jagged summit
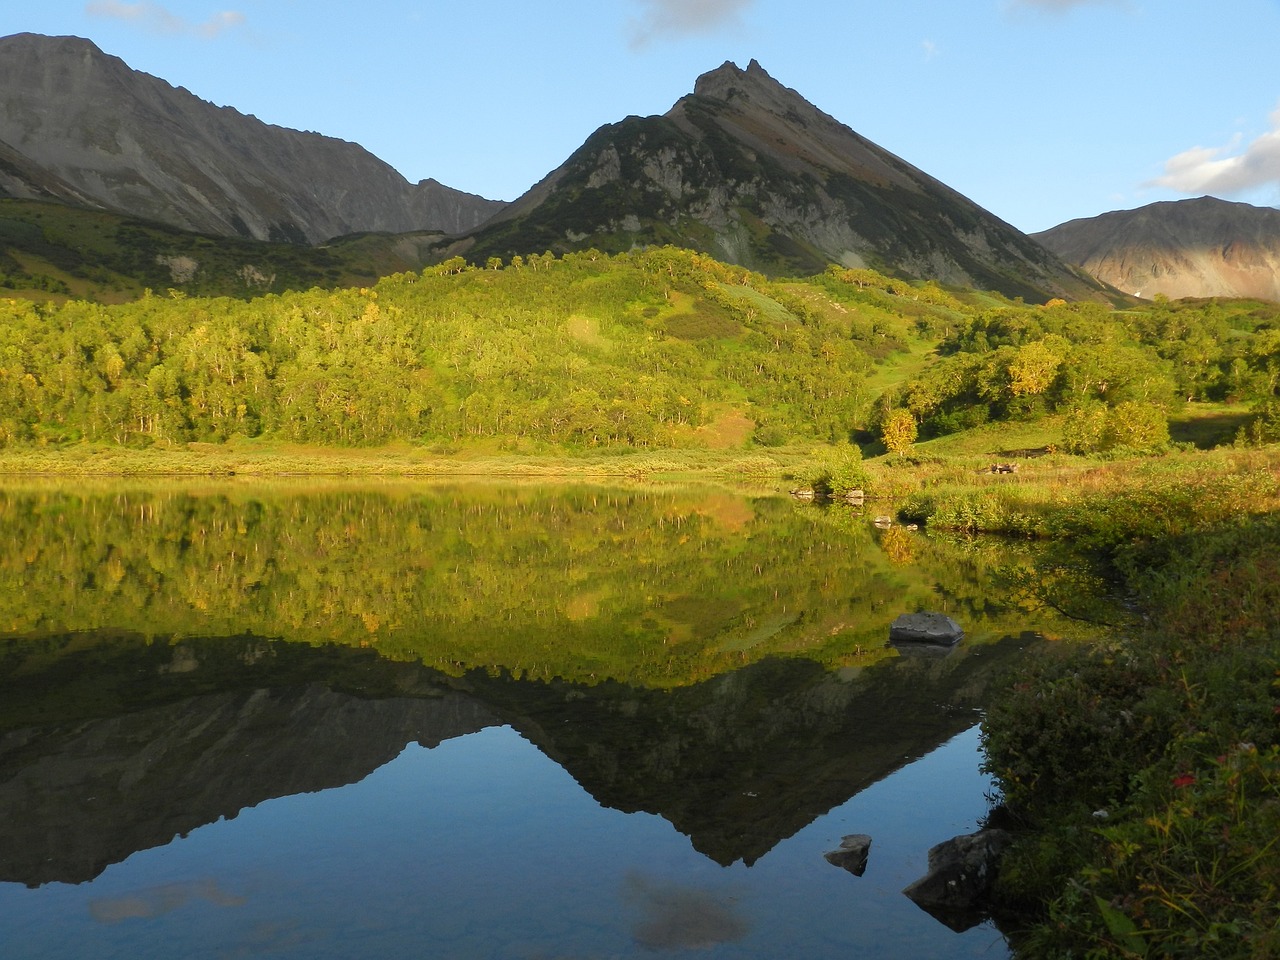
[692,58,780,99]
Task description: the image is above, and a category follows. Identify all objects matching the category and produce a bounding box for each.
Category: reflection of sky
[0,725,1006,959]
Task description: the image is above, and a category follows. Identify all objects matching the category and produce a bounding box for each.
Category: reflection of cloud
[85,2,246,39]
[90,879,245,924]
[1152,104,1280,196]
[624,873,749,951]
[1006,0,1125,11]
[628,0,753,48]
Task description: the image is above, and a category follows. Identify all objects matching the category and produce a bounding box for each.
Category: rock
[790,488,815,501]
[902,828,1012,931]
[843,489,865,503]
[823,834,871,876]
[889,612,963,646]
[873,515,893,528]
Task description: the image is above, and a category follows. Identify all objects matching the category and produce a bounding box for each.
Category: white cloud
[1153,104,1280,195]
[628,0,754,47]
[85,2,245,39]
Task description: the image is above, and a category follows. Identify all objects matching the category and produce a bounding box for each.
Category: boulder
[902,828,1012,931]
[888,612,963,646]
[823,834,871,876]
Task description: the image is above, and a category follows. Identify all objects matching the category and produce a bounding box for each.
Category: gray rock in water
[824,834,872,876]
[902,828,1012,931]
[889,612,964,646]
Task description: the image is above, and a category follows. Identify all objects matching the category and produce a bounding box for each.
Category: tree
[881,409,918,456]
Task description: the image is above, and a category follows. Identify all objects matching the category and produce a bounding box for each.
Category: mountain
[0,33,504,243]
[1034,196,1280,302]
[457,59,1108,302]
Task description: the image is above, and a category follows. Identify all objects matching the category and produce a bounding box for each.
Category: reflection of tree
[0,484,1113,687]
[877,525,916,565]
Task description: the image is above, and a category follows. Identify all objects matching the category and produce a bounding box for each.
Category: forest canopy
[2,248,1279,452]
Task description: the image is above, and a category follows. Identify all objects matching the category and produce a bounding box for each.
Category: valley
[1,27,1278,960]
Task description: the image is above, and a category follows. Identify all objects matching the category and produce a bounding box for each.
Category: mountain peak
[692,58,785,103]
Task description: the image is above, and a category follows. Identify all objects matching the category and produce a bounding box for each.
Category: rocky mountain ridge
[1035,196,1280,301]
[0,32,504,243]
[463,59,1109,301]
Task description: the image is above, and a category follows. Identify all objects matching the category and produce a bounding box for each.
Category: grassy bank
[888,447,1280,958]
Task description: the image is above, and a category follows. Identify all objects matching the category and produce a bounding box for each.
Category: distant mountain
[457,59,1108,302]
[1035,196,1280,302]
[0,33,504,243]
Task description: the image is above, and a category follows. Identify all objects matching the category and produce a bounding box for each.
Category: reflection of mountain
[473,635,1036,865]
[0,637,497,886]
[0,631,1038,885]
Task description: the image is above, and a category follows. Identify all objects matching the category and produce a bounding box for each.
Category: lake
[0,481,1116,958]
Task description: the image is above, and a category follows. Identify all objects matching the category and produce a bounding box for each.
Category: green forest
[3,245,1280,456]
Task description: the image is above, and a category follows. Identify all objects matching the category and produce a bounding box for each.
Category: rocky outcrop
[1035,196,1280,302]
[0,33,505,242]
[469,59,1110,301]
[902,828,1013,931]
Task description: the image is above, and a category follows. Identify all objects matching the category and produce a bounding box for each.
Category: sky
[4,0,1280,233]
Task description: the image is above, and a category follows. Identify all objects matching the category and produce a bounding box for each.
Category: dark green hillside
[0,199,442,303]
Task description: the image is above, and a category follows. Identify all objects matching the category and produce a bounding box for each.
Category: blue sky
[4,0,1280,233]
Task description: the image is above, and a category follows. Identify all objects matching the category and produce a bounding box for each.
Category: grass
[0,438,834,488]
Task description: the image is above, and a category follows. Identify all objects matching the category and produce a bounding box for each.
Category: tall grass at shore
[947,448,1280,959]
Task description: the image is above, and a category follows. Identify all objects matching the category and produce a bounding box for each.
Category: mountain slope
[0,33,504,243]
[462,59,1107,302]
[1034,196,1280,301]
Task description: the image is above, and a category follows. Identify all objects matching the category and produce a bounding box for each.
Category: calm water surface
[0,481,1115,959]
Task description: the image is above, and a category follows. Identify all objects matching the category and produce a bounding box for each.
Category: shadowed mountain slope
[1035,196,1280,302]
[0,33,504,243]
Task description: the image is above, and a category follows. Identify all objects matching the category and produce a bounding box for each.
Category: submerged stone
[824,834,872,876]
